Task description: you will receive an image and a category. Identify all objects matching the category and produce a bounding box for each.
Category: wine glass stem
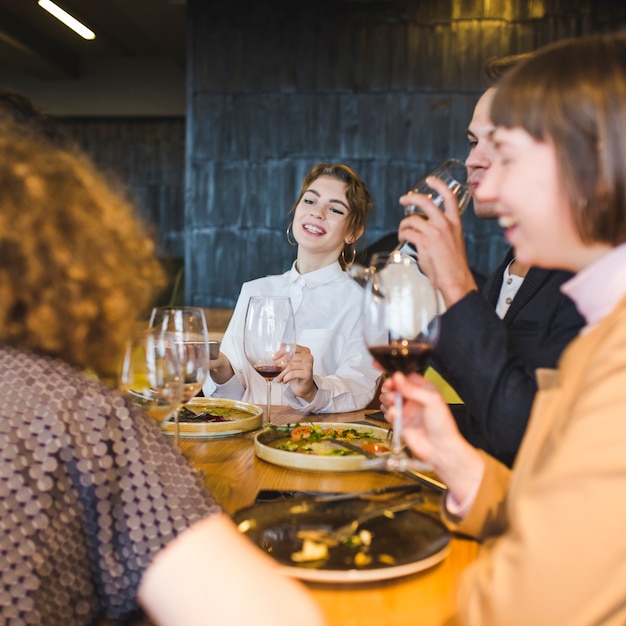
[266,380,272,426]
[392,392,403,456]
[175,407,180,446]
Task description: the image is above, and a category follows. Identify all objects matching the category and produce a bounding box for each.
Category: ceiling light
[38,0,96,40]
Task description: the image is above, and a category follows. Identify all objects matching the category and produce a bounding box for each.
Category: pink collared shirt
[561,242,626,329]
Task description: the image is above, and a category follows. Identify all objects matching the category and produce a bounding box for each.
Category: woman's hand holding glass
[207,350,235,384]
[274,344,316,403]
[381,371,486,507]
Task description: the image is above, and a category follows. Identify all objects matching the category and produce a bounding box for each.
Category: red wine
[368,342,432,375]
[255,365,283,380]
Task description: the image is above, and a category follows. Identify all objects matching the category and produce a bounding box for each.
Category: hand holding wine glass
[362,251,440,472]
[405,158,470,217]
[348,159,469,287]
[119,329,183,424]
[244,296,296,426]
[149,306,211,444]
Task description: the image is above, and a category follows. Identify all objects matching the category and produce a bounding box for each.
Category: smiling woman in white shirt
[204,162,381,413]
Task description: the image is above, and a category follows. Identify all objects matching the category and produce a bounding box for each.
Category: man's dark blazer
[431,249,585,467]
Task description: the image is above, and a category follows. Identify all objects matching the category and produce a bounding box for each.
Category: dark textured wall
[64,118,186,259]
[186,0,617,308]
[58,2,626,310]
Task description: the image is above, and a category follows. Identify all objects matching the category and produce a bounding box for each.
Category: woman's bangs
[491,72,548,140]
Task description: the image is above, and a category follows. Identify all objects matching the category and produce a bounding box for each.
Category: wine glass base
[363,453,433,474]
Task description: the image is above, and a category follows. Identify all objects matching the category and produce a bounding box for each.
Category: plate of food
[162,397,263,438]
[254,422,391,472]
[232,495,450,583]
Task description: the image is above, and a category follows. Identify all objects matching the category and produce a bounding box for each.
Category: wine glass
[243,296,296,426]
[149,306,211,445]
[405,158,471,217]
[362,250,440,472]
[119,329,183,425]
[348,159,470,287]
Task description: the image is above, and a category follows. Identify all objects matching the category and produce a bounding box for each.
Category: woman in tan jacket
[383,32,626,625]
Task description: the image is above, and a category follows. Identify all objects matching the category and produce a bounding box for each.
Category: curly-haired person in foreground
[0,86,76,148]
[0,128,324,626]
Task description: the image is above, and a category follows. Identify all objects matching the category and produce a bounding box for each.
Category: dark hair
[491,33,626,246]
[483,52,536,87]
[291,163,372,267]
[0,87,75,149]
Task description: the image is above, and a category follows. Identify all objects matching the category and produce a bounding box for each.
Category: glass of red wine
[362,250,440,472]
[243,296,296,426]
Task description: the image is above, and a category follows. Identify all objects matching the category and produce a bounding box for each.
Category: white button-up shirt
[203,262,382,413]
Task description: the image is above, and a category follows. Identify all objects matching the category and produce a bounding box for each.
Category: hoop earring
[285,221,297,246]
[341,243,356,268]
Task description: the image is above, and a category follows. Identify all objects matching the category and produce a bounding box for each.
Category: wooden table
[179,406,479,626]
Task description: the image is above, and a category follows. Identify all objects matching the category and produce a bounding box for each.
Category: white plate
[232,497,450,583]
[163,397,263,438]
[254,422,390,472]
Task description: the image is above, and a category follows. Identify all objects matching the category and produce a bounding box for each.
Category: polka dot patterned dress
[0,345,221,625]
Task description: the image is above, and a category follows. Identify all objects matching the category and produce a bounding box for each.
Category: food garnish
[271,422,389,456]
[172,405,236,423]
[292,528,377,567]
[353,551,372,567]
[291,538,329,564]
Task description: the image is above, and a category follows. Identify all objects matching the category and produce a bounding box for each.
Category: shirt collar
[561,242,626,327]
[287,260,345,288]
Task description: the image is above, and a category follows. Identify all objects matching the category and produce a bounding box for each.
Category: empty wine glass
[119,329,183,425]
[243,296,296,426]
[348,159,470,287]
[362,251,440,472]
[149,306,211,445]
[405,158,471,217]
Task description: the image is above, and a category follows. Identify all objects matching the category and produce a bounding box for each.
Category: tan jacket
[448,295,626,626]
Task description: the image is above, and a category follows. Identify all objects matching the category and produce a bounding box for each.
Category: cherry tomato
[289,425,313,441]
[361,442,390,455]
